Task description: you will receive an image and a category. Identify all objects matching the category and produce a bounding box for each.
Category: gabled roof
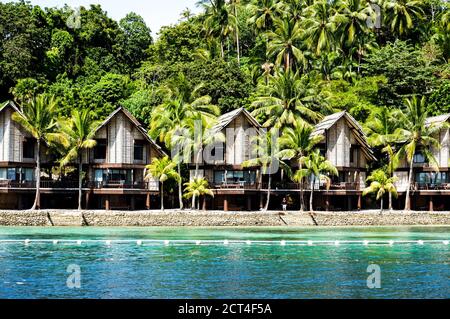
[425,114,450,126]
[312,111,376,161]
[211,108,261,134]
[95,106,166,157]
[0,100,22,115]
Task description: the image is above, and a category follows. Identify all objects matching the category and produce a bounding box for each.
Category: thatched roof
[312,111,376,161]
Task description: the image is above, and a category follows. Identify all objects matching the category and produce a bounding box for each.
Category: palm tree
[266,18,306,71]
[202,0,235,59]
[250,70,323,129]
[363,169,398,213]
[12,95,62,210]
[247,0,282,33]
[302,0,338,55]
[279,119,323,211]
[302,149,338,212]
[228,0,241,64]
[335,0,374,48]
[243,128,281,211]
[396,96,443,211]
[150,74,220,210]
[172,115,224,208]
[365,107,402,210]
[59,109,100,210]
[145,156,180,211]
[183,177,214,210]
[383,0,425,37]
[280,0,311,23]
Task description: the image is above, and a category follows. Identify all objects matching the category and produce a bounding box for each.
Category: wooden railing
[412,182,450,191]
[212,182,259,190]
[211,182,361,191]
[0,180,158,190]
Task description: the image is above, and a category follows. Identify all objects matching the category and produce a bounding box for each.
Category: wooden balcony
[85,181,156,190]
[212,182,259,190]
[412,183,450,191]
[0,180,158,191]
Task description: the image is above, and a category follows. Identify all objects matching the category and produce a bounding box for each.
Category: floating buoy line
[0,239,448,247]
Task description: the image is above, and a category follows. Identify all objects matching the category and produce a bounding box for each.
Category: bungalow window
[214,170,256,185]
[23,138,35,159]
[94,139,107,160]
[0,168,18,181]
[413,152,426,164]
[350,145,358,164]
[416,172,448,185]
[22,168,34,181]
[318,145,326,157]
[110,169,132,184]
[134,140,145,161]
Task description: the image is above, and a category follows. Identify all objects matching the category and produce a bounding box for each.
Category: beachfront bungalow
[308,111,376,210]
[0,102,165,210]
[81,106,166,210]
[394,114,450,211]
[189,108,264,211]
[268,111,376,210]
[0,101,39,209]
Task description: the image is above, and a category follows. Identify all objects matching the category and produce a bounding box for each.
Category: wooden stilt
[224,196,228,212]
[247,196,252,211]
[146,193,151,210]
[429,196,434,212]
[131,196,136,210]
[357,194,362,211]
[325,195,330,211]
[85,192,90,210]
[105,196,110,211]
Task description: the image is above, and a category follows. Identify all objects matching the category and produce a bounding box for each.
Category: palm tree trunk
[299,159,304,211]
[285,51,290,71]
[309,176,315,212]
[404,159,414,211]
[380,196,384,213]
[264,175,272,211]
[389,192,393,211]
[193,150,202,209]
[178,163,183,209]
[161,182,164,211]
[235,6,240,64]
[388,153,393,210]
[220,39,225,59]
[78,156,82,210]
[31,139,41,210]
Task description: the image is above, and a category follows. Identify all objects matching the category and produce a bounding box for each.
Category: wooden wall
[86,111,159,165]
[325,117,367,168]
[224,113,255,166]
[0,107,37,164]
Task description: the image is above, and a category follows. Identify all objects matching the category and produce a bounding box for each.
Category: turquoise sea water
[0,226,449,299]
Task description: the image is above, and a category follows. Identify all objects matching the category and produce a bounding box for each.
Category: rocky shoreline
[0,210,449,227]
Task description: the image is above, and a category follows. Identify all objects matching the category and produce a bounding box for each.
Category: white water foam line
[0,239,449,246]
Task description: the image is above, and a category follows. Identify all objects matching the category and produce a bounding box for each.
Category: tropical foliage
[1,0,449,210]
[183,177,214,210]
[363,169,398,212]
[145,156,180,210]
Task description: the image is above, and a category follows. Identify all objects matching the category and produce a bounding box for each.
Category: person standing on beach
[282,198,287,211]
